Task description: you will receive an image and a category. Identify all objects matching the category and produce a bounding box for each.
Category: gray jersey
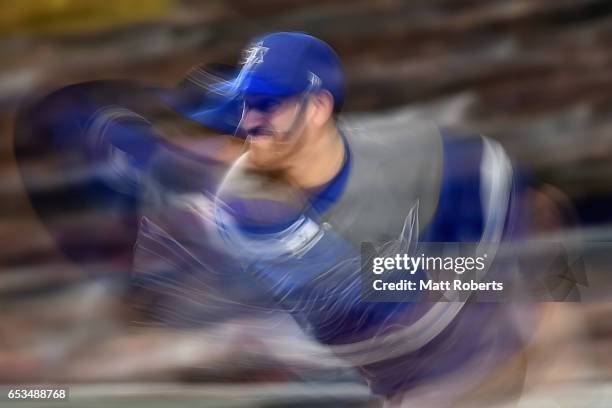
[320,118,443,247]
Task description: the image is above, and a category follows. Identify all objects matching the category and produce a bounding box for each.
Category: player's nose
[241,107,264,130]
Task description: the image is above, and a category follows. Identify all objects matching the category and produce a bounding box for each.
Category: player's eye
[245,97,282,113]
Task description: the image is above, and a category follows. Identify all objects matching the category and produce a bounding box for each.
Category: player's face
[241,95,308,169]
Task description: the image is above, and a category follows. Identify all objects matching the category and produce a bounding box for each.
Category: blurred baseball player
[201,32,532,406]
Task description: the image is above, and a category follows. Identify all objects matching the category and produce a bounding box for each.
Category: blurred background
[2,0,612,407]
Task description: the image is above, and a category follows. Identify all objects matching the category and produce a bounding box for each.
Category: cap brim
[160,64,245,135]
[187,99,244,136]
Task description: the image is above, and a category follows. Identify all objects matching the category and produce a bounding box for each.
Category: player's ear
[311,90,334,127]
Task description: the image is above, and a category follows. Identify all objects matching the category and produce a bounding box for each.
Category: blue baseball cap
[162,63,245,136]
[232,32,345,112]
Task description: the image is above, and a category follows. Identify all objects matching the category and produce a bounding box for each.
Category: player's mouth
[247,127,276,140]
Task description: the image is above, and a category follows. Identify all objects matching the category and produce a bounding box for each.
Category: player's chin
[246,132,277,151]
[247,135,292,166]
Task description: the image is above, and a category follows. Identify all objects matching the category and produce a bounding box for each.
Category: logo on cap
[241,42,269,66]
